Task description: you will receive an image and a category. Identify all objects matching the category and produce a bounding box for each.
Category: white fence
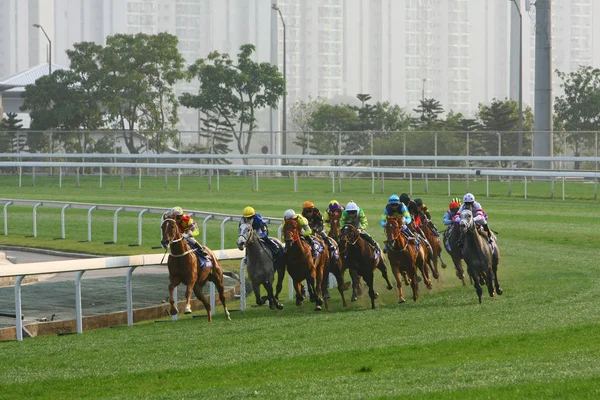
[1,158,598,199]
[0,249,244,342]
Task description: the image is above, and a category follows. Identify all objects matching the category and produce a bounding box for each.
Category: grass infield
[0,175,599,399]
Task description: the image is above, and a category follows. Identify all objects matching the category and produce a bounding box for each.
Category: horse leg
[410,264,420,302]
[192,283,212,322]
[438,250,448,270]
[393,268,406,304]
[330,261,347,308]
[429,252,440,280]
[418,251,433,290]
[168,278,180,316]
[306,274,322,311]
[274,256,286,300]
[376,258,394,290]
[453,255,466,286]
[252,282,265,306]
[364,271,377,310]
[492,251,503,295]
[468,268,483,304]
[264,282,282,310]
[350,269,360,302]
[184,282,195,314]
[209,273,231,321]
[485,269,495,298]
[294,280,304,306]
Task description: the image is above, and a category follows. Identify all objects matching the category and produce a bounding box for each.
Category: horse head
[237,222,256,251]
[327,210,342,240]
[384,217,401,243]
[338,224,360,254]
[161,218,182,249]
[459,209,474,234]
[283,219,300,247]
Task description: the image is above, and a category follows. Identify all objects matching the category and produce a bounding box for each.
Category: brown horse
[443,224,467,286]
[282,219,328,311]
[326,209,342,241]
[420,220,446,279]
[337,224,394,309]
[458,210,503,303]
[385,217,431,303]
[161,218,231,322]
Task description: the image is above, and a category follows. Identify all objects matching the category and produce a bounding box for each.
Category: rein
[386,221,409,253]
[161,218,196,262]
[239,225,275,263]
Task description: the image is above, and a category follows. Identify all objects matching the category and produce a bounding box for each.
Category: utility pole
[509,0,524,167]
[533,0,553,169]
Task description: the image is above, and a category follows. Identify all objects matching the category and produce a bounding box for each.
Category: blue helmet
[388,194,401,205]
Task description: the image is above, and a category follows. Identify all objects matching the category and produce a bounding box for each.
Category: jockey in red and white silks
[453,193,492,238]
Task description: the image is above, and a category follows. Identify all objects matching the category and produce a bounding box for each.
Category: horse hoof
[276,303,284,310]
[398,298,406,304]
[386,284,393,290]
[441,263,447,269]
[314,306,322,311]
[351,296,358,302]
[416,276,422,282]
[497,288,503,295]
[269,302,276,310]
[296,300,303,307]
[426,284,433,290]
[374,292,379,299]
[433,271,440,279]
[309,294,318,303]
[170,309,178,316]
[184,307,192,314]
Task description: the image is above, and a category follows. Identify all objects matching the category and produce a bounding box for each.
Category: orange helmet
[302,200,315,209]
[449,201,460,209]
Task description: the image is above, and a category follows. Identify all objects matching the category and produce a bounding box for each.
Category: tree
[0,113,24,153]
[555,65,600,167]
[290,96,325,158]
[100,33,185,153]
[180,44,285,163]
[412,98,444,129]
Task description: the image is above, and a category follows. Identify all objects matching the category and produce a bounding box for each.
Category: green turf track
[0,174,599,399]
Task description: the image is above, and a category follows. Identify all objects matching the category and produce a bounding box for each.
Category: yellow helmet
[243,206,256,218]
[302,200,315,209]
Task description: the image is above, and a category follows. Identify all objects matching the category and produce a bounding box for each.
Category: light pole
[272,3,287,155]
[509,0,523,165]
[33,24,51,76]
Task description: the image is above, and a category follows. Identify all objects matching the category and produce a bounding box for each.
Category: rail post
[87,206,98,242]
[61,204,70,239]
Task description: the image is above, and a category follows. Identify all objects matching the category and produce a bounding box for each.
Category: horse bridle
[161,218,195,258]
[386,219,409,253]
[238,223,274,260]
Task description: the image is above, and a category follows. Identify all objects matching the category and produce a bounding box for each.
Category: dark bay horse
[458,210,503,303]
[337,224,394,309]
[161,218,231,322]
[283,219,328,311]
[420,221,446,279]
[443,224,467,286]
[385,217,431,303]
[237,222,284,310]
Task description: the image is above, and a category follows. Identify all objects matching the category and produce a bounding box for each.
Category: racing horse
[458,210,503,303]
[337,224,394,309]
[419,220,446,279]
[161,218,231,322]
[237,222,284,310]
[384,217,431,302]
[282,219,329,311]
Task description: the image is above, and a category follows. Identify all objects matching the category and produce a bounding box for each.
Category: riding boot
[306,236,319,259]
[483,224,493,241]
[362,232,381,254]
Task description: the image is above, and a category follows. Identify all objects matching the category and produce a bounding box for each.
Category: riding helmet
[328,200,342,212]
[284,209,296,219]
[463,193,475,203]
[388,194,400,204]
[243,206,256,218]
[302,200,315,209]
[414,198,423,207]
[399,193,410,205]
[346,201,358,212]
[170,206,184,216]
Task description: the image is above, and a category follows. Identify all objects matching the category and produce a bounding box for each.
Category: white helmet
[345,201,358,212]
[463,193,475,203]
[284,209,296,219]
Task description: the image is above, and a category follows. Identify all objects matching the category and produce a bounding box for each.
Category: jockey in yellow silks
[163,206,206,254]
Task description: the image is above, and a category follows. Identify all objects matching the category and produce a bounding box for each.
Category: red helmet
[449,201,460,209]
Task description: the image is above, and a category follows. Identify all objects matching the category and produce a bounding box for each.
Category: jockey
[443,198,462,226]
[414,198,440,238]
[400,193,432,252]
[163,206,207,255]
[341,201,382,253]
[324,199,344,234]
[379,194,413,253]
[302,200,338,259]
[282,209,320,253]
[241,206,283,257]
[454,193,493,239]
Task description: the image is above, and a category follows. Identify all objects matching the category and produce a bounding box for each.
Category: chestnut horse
[161,218,231,322]
[327,209,342,241]
[282,219,328,311]
[419,221,445,279]
[385,217,432,303]
[458,210,503,303]
[337,224,394,309]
